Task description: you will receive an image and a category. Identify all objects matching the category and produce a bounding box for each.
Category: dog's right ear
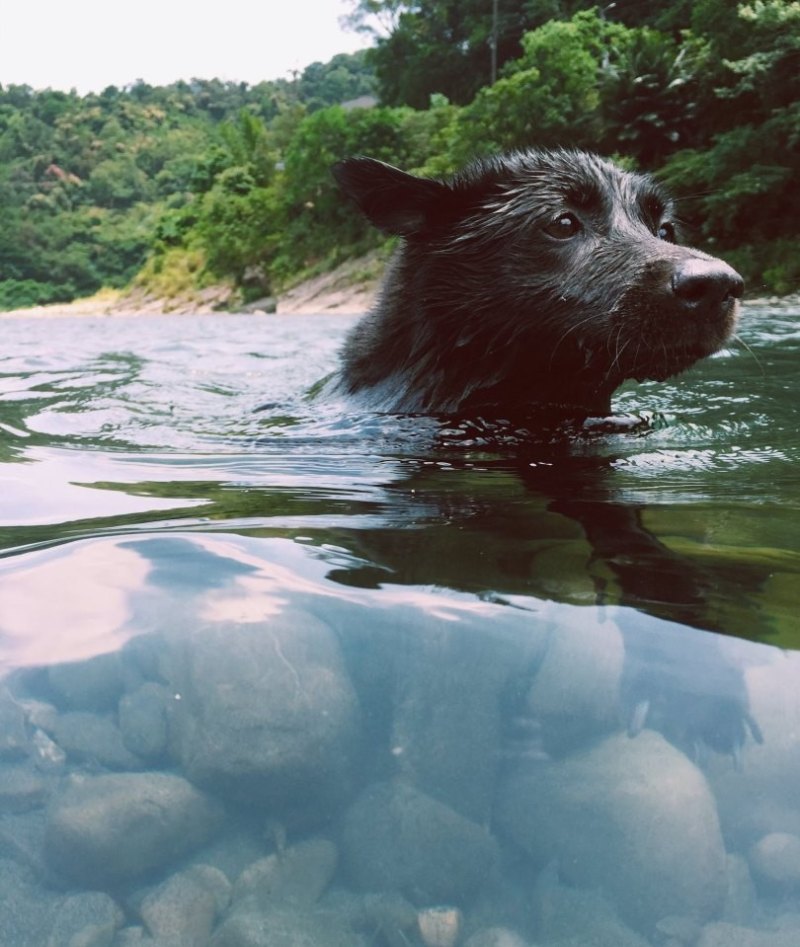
[332,157,449,237]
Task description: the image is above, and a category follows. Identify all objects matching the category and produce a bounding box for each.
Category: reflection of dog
[333,150,743,420]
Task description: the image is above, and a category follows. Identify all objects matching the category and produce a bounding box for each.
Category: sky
[0,0,372,94]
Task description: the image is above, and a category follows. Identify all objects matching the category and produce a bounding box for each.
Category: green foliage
[657,1,800,289]
[0,52,376,309]
[359,0,558,108]
[0,9,797,309]
[0,278,71,309]
[447,10,629,160]
[599,29,713,164]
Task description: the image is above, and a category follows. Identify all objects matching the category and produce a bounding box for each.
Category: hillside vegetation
[1,0,797,311]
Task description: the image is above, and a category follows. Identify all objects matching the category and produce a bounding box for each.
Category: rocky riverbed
[3,600,800,947]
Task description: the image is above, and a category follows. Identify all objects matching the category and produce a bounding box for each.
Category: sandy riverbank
[0,254,382,319]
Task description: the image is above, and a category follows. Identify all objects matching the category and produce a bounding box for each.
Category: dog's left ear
[332,156,449,237]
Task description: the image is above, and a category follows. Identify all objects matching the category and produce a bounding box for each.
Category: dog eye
[545,213,581,239]
[658,221,676,243]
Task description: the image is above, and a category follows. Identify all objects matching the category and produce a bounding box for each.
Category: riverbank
[1,258,797,320]
[0,253,383,319]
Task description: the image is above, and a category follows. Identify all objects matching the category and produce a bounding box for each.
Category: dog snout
[671,258,744,312]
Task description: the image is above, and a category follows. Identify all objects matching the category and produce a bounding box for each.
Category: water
[1,305,799,946]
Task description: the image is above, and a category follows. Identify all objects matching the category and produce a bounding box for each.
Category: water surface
[1,305,799,946]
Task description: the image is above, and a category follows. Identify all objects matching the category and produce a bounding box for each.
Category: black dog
[332,150,743,422]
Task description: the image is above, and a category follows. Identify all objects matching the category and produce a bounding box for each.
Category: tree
[447,9,632,161]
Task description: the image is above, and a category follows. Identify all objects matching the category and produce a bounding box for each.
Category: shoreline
[0,254,383,320]
[1,273,796,321]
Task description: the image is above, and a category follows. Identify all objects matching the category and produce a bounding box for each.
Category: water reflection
[2,528,799,945]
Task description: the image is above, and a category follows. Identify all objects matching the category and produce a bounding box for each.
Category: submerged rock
[0,763,47,813]
[167,613,360,813]
[708,653,800,847]
[210,906,357,947]
[232,838,337,909]
[47,651,128,711]
[46,891,124,947]
[341,780,499,905]
[497,730,726,931]
[50,711,142,769]
[749,832,800,890]
[118,682,170,761]
[0,686,28,758]
[463,928,530,947]
[45,772,223,886]
[140,864,231,946]
[697,921,800,947]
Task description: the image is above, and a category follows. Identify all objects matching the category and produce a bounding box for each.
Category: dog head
[333,151,743,417]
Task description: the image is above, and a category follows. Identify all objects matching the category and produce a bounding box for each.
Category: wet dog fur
[332,150,743,422]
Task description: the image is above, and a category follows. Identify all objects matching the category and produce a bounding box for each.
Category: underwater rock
[696,921,800,947]
[48,651,127,711]
[29,728,66,771]
[721,853,757,925]
[232,838,337,908]
[45,772,223,886]
[341,780,499,905]
[50,711,142,769]
[210,906,357,947]
[417,906,462,947]
[0,763,47,813]
[385,610,546,824]
[531,865,651,947]
[525,613,624,750]
[140,864,231,946]
[119,682,170,761]
[497,730,726,931]
[749,832,800,890]
[707,653,800,847]
[0,686,27,758]
[46,891,124,947]
[463,928,530,947]
[167,612,360,812]
[0,857,59,947]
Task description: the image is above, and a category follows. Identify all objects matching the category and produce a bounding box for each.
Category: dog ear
[331,156,449,237]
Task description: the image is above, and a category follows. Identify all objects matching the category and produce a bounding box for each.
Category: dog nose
[671,258,744,310]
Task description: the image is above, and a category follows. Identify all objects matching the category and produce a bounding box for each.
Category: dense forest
[0,0,797,311]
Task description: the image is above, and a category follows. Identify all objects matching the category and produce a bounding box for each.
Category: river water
[0,304,799,946]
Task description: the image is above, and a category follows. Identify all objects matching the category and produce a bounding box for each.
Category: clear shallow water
[1,307,800,945]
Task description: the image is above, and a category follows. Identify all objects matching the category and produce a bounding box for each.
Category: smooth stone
[749,832,800,888]
[0,763,47,812]
[697,922,800,947]
[0,686,27,758]
[48,652,127,711]
[113,929,154,945]
[167,613,360,811]
[386,608,547,823]
[210,906,355,947]
[233,838,337,908]
[498,730,726,931]
[140,864,231,946]
[341,780,499,905]
[463,927,530,947]
[50,711,142,769]
[532,867,650,947]
[118,682,170,761]
[30,728,67,771]
[45,891,123,947]
[707,652,800,846]
[0,857,59,946]
[525,613,624,747]
[45,772,223,885]
[721,853,757,925]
